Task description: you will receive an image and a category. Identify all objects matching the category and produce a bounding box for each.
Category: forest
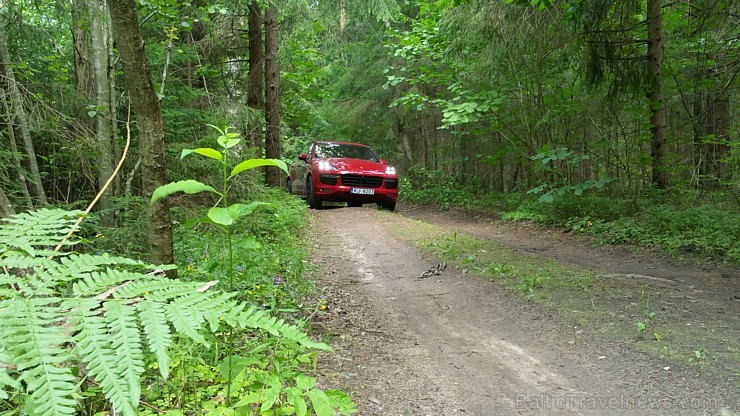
[0,0,737,415]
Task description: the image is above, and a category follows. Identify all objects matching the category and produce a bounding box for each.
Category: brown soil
[309,205,739,416]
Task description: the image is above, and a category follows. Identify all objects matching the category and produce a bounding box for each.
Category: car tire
[347,201,362,208]
[286,178,292,194]
[306,177,323,209]
[378,201,396,212]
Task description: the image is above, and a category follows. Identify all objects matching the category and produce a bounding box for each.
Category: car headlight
[385,166,397,175]
[317,160,338,171]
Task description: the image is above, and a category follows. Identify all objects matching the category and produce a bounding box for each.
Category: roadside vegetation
[0,134,354,415]
[400,168,740,265]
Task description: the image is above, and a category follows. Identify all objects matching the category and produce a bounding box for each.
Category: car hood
[324,158,392,175]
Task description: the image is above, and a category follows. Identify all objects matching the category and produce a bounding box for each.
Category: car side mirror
[298,153,309,162]
[380,159,388,165]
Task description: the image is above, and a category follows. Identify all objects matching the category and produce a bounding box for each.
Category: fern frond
[238,306,332,351]
[191,293,244,331]
[0,365,21,400]
[104,302,144,409]
[165,301,208,346]
[140,282,208,302]
[58,253,146,282]
[1,298,76,416]
[0,209,83,257]
[0,208,334,416]
[137,301,171,379]
[72,268,147,297]
[67,299,137,416]
[0,251,59,270]
[112,278,187,299]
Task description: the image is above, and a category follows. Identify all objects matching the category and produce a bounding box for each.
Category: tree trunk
[109,18,120,199]
[72,0,94,112]
[0,185,13,219]
[0,86,33,209]
[89,0,115,227]
[248,2,263,156]
[264,5,281,187]
[108,0,175,271]
[646,0,669,189]
[340,0,346,31]
[0,12,48,206]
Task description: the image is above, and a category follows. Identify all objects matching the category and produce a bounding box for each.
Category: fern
[0,209,330,416]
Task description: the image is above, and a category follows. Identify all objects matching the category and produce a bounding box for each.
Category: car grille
[384,179,398,189]
[319,174,339,185]
[341,175,383,188]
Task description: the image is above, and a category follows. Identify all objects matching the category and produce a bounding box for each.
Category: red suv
[287,141,399,211]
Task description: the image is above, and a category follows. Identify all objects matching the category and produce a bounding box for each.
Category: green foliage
[154,125,354,414]
[518,273,546,298]
[528,145,613,203]
[497,192,740,263]
[0,209,330,416]
[400,167,473,210]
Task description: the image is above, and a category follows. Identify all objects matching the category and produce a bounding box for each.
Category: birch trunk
[0,185,13,219]
[89,0,115,227]
[0,12,47,205]
[0,86,33,209]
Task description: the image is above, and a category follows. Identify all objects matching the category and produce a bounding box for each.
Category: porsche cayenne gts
[287,141,399,211]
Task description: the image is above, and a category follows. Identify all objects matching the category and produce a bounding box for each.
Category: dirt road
[311,206,738,416]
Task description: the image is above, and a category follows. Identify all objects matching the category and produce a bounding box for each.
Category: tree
[576,0,670,188]
[107,0,175,270]
[72,0,94,117]
[0,10,47,206]
[0,86,33,209]
[0,185,13,218]
[248,1,264,156]
[264,4,281,187]
[89,0,115,227]
[646,0,669,189]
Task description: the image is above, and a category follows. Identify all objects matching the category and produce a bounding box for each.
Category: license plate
[350,188,375,195]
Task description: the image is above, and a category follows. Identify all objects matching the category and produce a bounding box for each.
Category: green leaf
[295,374,316,390]
[207,203,274,226]
[181,148,223,161]
[230,159,288,179]
[181,216,216,228]
[260,373,282,412]
[306,389,334,416]
[208,207,234,226]
[286,387,307,416]
[151,180,221,204]
[326,390,356,415]
[219,356,248,381]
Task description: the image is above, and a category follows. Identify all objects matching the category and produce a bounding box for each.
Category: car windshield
[314,143,378,162]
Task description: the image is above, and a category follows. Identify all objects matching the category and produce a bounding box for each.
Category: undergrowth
[400,169,740,264]
[1,129,354,416]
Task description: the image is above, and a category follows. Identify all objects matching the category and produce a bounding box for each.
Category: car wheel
[306,177,323,209]
[378,201,396,212]
[347,201,362,208]
[286,178,292,194]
